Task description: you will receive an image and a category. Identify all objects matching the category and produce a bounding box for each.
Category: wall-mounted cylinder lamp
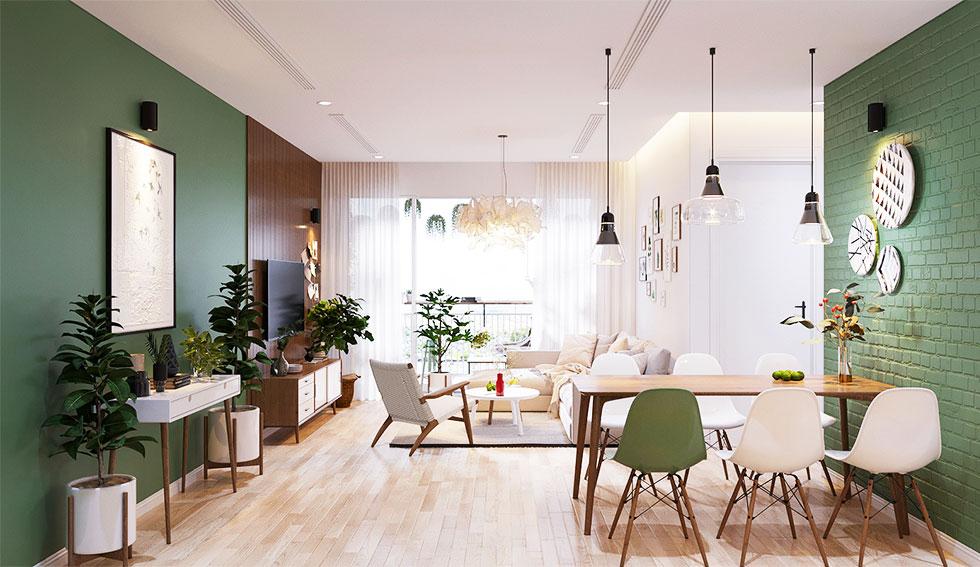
[140,101,158,132]
[310,207,321,224]
[868,102,885,132]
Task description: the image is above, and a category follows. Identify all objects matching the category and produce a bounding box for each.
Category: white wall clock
[876,245,902,295]
[848,214,878,275]
[872,142,915,228]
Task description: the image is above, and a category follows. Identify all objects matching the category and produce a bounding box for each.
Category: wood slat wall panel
[247,116,319,358]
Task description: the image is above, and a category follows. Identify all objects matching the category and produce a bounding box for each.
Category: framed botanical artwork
[653,238,663,271]
[652,196,661,234]
[638,255,648,281]
[640,225,648,250]
[649,279,657,300]
[646,281,653,298]
[107,128,176,333]
[672,204,682,240]
[671,246,679,273]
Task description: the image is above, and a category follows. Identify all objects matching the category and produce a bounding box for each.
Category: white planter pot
[208,405,261,463]
[68,474,136,555]
[428,372,450,390]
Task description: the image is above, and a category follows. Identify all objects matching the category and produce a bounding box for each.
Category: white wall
[399,162,537,198]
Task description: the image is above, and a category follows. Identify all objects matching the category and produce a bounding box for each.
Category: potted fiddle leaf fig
[43,294,154,556]
[417,289,474,388]
[306,294,374,372]
[207,264,271,466]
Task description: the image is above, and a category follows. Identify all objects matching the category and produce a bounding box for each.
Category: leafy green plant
[307,295,373,357]
[470,330,492,350]
[145,333,161,365]
[426,214,446,235]
[404,198,421,217]
[417,289,474,373]
[208,264,272,398]
[180,326,225,377]
[451,203,466,229]
[42,294,154,486]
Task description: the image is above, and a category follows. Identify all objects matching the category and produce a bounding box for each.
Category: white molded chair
[369,360,473,456]
[716,388,829,567]
[673,353,745,480]
[823,388,946,567]
[753,353,837,495]
[588,353,641,481]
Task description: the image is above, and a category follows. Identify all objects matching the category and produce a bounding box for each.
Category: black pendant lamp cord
[605,47,611,213]
[709,47,715,166]
[810,48,815,191]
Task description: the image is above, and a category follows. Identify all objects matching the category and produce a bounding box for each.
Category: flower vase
[837,342,852,383]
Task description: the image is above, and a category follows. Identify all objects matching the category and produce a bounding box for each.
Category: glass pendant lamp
[592,47,626,265]
[683,48,745,226]
[793,48,833,245]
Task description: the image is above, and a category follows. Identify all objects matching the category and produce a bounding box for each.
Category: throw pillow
[642,346,672,375]
[608,334,630,353]
[626,335,654,351]
[556,333,598,367]
[593,332,621,357]
[622,348,648,373]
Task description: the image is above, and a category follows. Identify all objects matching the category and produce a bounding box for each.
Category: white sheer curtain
[321,162,402,400]
[531,162,635,349]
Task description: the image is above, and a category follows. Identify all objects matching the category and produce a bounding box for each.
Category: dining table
[571,374,895,536]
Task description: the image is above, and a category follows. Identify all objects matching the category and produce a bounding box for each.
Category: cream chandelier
[456,134,542,248]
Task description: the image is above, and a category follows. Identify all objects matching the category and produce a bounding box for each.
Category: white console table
[132,374,241,544]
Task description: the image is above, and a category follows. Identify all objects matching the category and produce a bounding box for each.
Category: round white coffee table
[465,386,540,436]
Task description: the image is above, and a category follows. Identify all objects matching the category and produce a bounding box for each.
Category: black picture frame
[106,127,177,334]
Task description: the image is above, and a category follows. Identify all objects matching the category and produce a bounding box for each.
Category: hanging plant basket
[426,214,447,235]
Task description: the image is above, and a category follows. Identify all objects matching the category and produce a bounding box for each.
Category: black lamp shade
[595,211,620,245]
[868,102,885,133]
[140,101,158,132]
[310,207,321,224]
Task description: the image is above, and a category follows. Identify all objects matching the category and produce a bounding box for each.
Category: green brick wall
[823,1,980,551]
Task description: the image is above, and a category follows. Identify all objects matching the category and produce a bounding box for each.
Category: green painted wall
[823,1,980,552]
[1,2,246,564]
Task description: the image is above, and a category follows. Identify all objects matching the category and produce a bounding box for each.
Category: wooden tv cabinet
[250,358,341,443]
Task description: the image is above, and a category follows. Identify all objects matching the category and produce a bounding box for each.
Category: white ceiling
[76,0,955,162]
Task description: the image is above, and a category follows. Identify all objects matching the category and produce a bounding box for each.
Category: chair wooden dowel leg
[739,474,760,567]
[409,420,438,456]
[717,468,745,539]
[779,473,797,539]
[858,477,875,567]
[796,475,829,567]
[609,470,635,539]
[823,468,854,539]
[370,416,393,448]
[716,430,729,480]
[820,459,837,496]
[668,473,688,539]
[910,477,948,567]
[460,392,474,446]
[679,474,709,567]
[619,475,642,567]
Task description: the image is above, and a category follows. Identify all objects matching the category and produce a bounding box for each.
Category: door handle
[794,300,807,319]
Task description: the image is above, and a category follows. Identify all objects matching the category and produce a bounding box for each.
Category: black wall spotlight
[868,102,886,133]
[140,101,158,132]
[310,207,321,224]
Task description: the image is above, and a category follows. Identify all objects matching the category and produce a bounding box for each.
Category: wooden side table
[132,375,241,544]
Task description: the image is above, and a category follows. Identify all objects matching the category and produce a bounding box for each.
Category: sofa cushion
[556,333,598,367]
[608,334,630,353]
[623,348,648,373]
[593,332,621,357]
[642,346,672,375]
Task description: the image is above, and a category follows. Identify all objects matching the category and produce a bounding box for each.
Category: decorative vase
[837,342,852,383]
[152,362,167,392]
[272,352,289,376]
[67,474,137,555]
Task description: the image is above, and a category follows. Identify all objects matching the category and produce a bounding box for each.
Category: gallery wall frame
[106,128,176,334]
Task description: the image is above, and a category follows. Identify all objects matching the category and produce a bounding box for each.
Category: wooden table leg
[180,416,188,493]
[839,398,851,499]
[572,390,589,500]
[223,399,238,493]
[583,395,605,536]
[487,400,494,425]
[892,473,911,536]
[160,423,172,544]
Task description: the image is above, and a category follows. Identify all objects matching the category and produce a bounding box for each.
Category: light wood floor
[76,401,965,566]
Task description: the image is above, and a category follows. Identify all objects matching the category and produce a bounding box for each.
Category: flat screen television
[265,259,305,341]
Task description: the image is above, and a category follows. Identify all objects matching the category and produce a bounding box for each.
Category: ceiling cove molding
[213,0,316,90]
[611,0,671,89]
[572,113,605,155]
[329,114,381,156]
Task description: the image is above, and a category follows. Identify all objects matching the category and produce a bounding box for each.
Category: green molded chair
[608,388,709,567]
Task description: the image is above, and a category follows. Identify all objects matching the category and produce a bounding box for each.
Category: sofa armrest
[506,350,560,368]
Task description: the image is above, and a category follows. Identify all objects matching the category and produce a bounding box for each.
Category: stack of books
[165,374,192,389]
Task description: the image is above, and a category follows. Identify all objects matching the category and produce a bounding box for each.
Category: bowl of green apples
[772,370,805,382]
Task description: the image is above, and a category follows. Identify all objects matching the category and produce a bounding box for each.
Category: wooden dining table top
[572,374,893,401]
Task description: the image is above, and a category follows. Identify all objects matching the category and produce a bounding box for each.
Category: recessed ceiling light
[316,100,332,106]
[570,155,580,159]
[597,100,609,106]
[373,154,384,159]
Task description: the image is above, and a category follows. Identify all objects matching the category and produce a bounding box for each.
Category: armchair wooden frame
[370,381,474,456]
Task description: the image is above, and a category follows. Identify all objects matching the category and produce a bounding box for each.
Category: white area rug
[388,412,572,448]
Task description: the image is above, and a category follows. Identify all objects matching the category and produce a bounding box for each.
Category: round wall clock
[871,142,915,228]
[848,214,878,275]
[876,245,902,295]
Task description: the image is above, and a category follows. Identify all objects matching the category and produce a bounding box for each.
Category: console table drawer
[298,374,313,388]
[298,383,314,403]
[298,398,315,422]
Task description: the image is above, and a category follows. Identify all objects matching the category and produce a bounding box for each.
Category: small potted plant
[306,294,374,373]
[417,289,474,388]
[180,326,225,379]
[207,264,271,466]
[145,333,168,392]
[43,294,154,558]
[781,282,884,382]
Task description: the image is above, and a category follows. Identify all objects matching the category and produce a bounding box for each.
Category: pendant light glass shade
[795,48,832,245]
[592,48,625,266]
[684,47,744,226]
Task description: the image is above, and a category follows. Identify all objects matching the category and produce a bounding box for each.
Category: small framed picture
[671,246,679,273]
[672,204,682,241]
[649,279,657,300]
[646,281,653,297]
[638,255,648,281]
[653,238,663,271]
[652,197,661,234]
[640,225,648,250]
